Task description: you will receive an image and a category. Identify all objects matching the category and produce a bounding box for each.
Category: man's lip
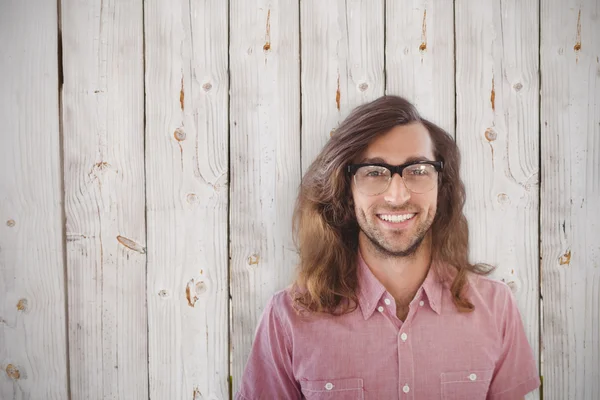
[376,212,417,216]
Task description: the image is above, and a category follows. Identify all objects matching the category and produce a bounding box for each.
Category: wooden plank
[455,1,540,398]
[386,0,455,133]
[540,0,600,398]
[144,0,229,398]
[300,0,385,172]
[229,0,301,388]
[60,0,147,398]
[0,2,68,399]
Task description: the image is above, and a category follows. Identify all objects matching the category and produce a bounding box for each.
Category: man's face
[351,123,438,257]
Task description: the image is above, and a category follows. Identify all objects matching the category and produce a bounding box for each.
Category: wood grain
[455,1,540,398]
[61,0,147,398]
[386,0,455,133]
[301,0,385,172]
[0,2,68,399]
[144,0,229,398]
[540,0,600,398]
[229,0,301,389]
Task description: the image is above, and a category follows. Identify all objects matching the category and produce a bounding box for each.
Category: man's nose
[383,174,411,204]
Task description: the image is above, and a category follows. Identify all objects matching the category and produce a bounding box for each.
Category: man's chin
[367,235,424,258]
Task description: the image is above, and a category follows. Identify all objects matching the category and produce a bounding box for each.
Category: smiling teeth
[379,214,415,222]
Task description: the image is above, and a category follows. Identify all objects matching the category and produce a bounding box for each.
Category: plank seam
[141,0,150,398]
[56,0,72,398]
[537,0,543,398]
[453,0,457,141]
[227,0,233,399]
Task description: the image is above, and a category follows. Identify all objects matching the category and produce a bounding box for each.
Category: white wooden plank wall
[300,0,385,172]
[229,0,302,388]
[144,0,229,398]
[541,0,600,399]
[1,0,599,399]
[61,0,147,398]
[455,1,541,399]
[0,2,69,399]
[386,0,455,134]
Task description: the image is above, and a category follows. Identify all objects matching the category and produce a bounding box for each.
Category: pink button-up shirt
[236,255,540,399]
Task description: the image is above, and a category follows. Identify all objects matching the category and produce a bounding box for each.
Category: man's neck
[359,232,432,307]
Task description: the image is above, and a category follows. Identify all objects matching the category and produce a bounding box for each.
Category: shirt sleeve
[487,285,540,400]
[235,294,301,400]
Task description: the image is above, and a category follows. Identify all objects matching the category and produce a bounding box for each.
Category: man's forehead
[355,124,435,164]
[357,155,434,164]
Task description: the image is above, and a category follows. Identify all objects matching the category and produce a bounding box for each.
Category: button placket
[397,321,414,398]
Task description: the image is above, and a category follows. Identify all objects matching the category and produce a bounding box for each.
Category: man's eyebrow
[357,156,434,164]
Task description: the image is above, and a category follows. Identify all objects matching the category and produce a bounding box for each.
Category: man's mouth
[377,213,416,223]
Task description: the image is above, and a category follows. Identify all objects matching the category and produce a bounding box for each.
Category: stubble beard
[357,208,434,259]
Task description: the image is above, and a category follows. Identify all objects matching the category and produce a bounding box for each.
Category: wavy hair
[292,95,493,315]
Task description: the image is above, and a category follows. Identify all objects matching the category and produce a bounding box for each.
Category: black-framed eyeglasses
[347,160,443,196]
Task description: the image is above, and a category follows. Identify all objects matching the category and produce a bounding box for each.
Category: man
[236,96,540,399]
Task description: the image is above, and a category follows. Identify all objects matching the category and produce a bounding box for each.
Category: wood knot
[513,82,523,91]
[202,82,212,92]
[158,290,169,298]
[6,219,15,227]
[247,254,260,266]
[195,281,207,295]
[186,278,208,307]
[186,193,198,205]
[116,235,146,254]
[263,42,271,51]
[485,128,497,141]
[174,127,186,141]
[559,250,572,265]
[6,364,21,380]
[358,82,369,92]
[497,193,510,205]
[193,387,202,400]
[16,298,28,312]
[419,42,427,52]
[574,43,581,51]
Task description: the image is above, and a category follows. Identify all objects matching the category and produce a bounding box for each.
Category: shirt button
[377,306,384,312]
[403,384,410,393]
[325,382,334,390]
[400,332,408,341]
[384,298,391,305]
[469,373,477,381]
[419,301,424,306]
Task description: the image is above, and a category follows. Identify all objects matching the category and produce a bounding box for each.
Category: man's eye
[366,170,383,177]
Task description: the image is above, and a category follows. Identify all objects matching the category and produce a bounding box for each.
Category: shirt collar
[420,261,443,315]
[357,253,443,320]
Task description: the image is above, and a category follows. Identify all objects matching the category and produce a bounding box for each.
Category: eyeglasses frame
[347,160,444,195]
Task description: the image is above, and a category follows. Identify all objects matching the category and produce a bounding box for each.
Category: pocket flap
[441,369,494,384]
[301,378,364,392]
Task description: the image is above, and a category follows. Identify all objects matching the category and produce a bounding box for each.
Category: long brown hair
[292,95,493,315]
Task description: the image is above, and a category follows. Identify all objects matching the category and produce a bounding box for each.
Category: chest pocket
[441,369,494,400]
[300,378,364,400]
